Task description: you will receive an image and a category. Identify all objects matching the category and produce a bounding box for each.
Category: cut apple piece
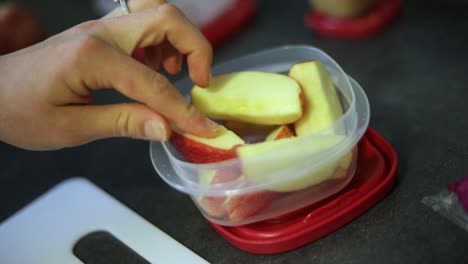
[237,135,350,191]
[289,60,344,136]
[224,120,274,143]
[170,125,244,163]
[198,168,241,218]
[198,195,226,218]
[265,125,295,141]
[191,71,303,125]
[221,126,294,221]
[222,182,281,222]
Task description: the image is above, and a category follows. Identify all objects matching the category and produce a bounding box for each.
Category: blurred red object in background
[0,3,44,55]
[305,0,402,39]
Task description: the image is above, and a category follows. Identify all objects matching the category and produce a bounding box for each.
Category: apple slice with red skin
[198,168,241,218]
[223,182,281,222]
[199,125,296,221]
[170,125,245,163]
[222,125,296,221]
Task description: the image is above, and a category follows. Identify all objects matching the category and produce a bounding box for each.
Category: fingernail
[144,120,167,141]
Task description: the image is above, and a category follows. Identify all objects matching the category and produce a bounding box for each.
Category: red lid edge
[304,0,403,39]
[209,128,398,254]
[201,0,257,48]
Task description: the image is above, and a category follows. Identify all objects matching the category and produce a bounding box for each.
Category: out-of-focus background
[1,0,468,263]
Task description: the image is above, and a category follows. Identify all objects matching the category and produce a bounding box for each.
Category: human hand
[0,1,219,150]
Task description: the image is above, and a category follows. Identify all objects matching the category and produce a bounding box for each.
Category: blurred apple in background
[309,0,380,18]
[0,3,44,55]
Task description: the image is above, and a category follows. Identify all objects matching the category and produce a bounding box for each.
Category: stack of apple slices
[171,60,353,222]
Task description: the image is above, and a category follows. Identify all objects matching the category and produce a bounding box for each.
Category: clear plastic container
[150,45,370,226]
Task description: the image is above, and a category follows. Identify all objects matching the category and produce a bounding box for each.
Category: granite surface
[1,0,468,263]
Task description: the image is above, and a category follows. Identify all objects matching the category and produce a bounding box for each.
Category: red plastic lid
[208,128,398,254]
[201,0,257,48]
[305,0,402,39]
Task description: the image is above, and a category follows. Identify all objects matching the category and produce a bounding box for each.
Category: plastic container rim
[149,45,370,196]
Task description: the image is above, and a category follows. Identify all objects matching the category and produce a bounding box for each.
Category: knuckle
[73,35,106,57]
[158,3,182,17]
[150,72,172,96]
[137,0,166,9]
[156,3,183,23]
[115,104,142,138]
[201,42,213,57]
[116,106,132,137]
[58,35,106,73]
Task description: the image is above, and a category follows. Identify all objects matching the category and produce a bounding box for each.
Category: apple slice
[221,126,295,221]
[237,134,348,191]
[265,125,295,141]
[289,60,344,136]
[223,185,280,222]
[198,168,241,218]
[224,120,274,143]
[191,71,303,125]
[170,125,244,163]
[197,170,225,218]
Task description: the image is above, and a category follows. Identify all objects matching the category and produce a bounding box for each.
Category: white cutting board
[0,177,209,264]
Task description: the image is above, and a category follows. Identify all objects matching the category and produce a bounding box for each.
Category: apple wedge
[198,168,241,218]
[237,134,350,192]
[170,125,244,163]
[289,60,344,136]
[221,125,295,221]
[223,184,281,222]
[191,71,303,125]
[236,60,354,191]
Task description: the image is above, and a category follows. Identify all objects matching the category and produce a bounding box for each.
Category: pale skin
[0,0,220,150]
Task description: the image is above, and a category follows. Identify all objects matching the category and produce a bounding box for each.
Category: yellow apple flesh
[289,60,344,136]
[237,134,349,192]
[237,60,353,192]
[309,0,378,18]
[191,71,303,125]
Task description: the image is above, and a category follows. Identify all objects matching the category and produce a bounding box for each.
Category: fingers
[96,4,212,87]
[144,42,183,74]
[58,103,170,143]
[144,45,162,69]
[71,37,218,138]
[161,41,182,74]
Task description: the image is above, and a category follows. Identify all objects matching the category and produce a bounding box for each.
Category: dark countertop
[1,0,468,263]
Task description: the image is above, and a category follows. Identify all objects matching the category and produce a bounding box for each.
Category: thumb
[60,103,170,144]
